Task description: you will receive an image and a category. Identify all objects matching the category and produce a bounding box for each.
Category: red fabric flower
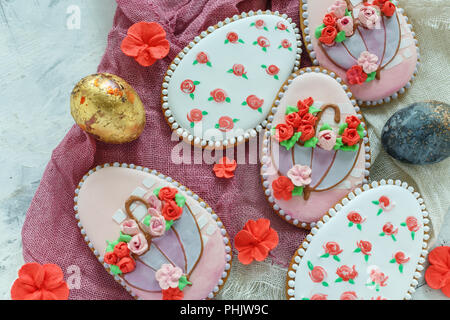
[272,176,294,200]
[347,65,368,85]
[319,26,337,46]
[274,123,294,142]
[382,1,396,17]
[341,128,360,146]
[213,157,237,179]
[162,287,184,300]
[114,242,130,259]
[345,115,361,129]
[10,263,69,300]
[234,218,279,265]
[299,125,315,142]
[323,13,337,26]
[158,187,178,202]
[425,246,450,297]
[121,22,170,67]
[162,200,183,221]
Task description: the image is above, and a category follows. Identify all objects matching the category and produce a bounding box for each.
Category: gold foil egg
[70,73,146,144]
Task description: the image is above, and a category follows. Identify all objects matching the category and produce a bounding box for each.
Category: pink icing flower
[281,39,291,48]
[327,0,348,18]
[358,6,381,29]
[311,293,328,300]
[378,195,395,211]
[146,214,166,237]
[309,266,327,283]
[369,267,389,287]
[317,130,337,150]
[276,21,288,31]
[155,264,183,290]
[255,19,265,29]
[337,16,354,36]
[340,291,358,300]
[120,219,140,236]
[287,165,312,187]
[358,51,379,74]
[127,233,148,255]
[146,194,162,211]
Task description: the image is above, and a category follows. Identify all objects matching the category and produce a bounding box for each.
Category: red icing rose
[275,123,294,142]
[257,36,270,48]
[162,200,183,221]
[217,116,235,132]
[341,291,358,300]
[336,265,358,282]
[309,266,327,283]
[373,0,389,6]
[232,64,246,76]
[281,39,291,48]
[285,112,302,129]
[347,65,368,85]
[196,51,209,64]
[382,1,396,17]
[297,102,310,117]
[158,187,178,202]
[394,251,410,265]
[266,64,279,76]
[272,176,294,201]
[210,88,227,103]
[406,216,420,232]
[311,293,328,300]
[301,113,317,126]
[347,211,364,224]
[213,157,237,179]
[299,125,315,142]
[104,252,118,265]
[227,32,239,43]
[346,115,361,129]
[277,21,287,30]
[382,222,398,236]
[379,195,390,207]
[113,242,130,259]
[187,109,203,123]
[117,257,136,274]
[323,242,343,256]
[246,95,264,110]
[357,240,372,255]
[319,26,338,46]
[162,287,184,300]
[323,12,337,26]
[180,79,195,94]
[342,128,360,146]
[255,19,265,29]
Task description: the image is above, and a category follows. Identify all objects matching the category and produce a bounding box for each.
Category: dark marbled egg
[382,101,450,164]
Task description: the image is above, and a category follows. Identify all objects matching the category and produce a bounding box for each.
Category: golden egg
[70,73,146,144]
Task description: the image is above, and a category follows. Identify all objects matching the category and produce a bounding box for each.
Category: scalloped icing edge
[73,162,232,300]
[260,66,372,230]
[161,9,303,150]
[285,179,431,300]
[299,0,420,106]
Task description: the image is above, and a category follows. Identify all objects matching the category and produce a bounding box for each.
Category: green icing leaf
[278,45,282,49]
[364,255,369,262]
[226,97,231,103]
[109,264,122,275]
[345,8,351,16]
[308,105,321,115]
[379,232,385,236]
[224,39,229,44]
[292,186,304,197]
[304,137,319,148]
[333,138,344,150]
[274,75,279,80]
[390,259,396,263]
[106,240,117,253]
[238,39,245,44]
[320,253,330,258]
[178,275,192,291]
[339,144,359,152]
[377,208,383,216]
[261,64,267,69]
[175,193,186,208]
[356,124,365,139]
[215,124,220,129]
[338,123,348,135]
[372,200,380,205]
[118,232,132,243]
[349,279,355,285]
[193,81,200,85]
[206,61,212,67]
[335,31,346,43]
[400,222,407,227]
[357,223,362,231]
[202,111,208,115]
[264,27,268,31]
[242,101,247,106]
[253,41,258,45]
[399,264,404,273]
[335,278,343,283]
[190,122,194,128]
[227,69,234,73]
[242,74,248,80]
[348,222,354,227]
[411,231,415,240]
[366,71,377,83]
[333,255,340,262]
[250,22,255,26]
[280,132,302,151]
[165,220,174,231]
[233,118,239,123]
[258,108,262,114]
[354,248,361,253]
[208,97,214,101]
[153,187,161,197]
[319,123,332,131]
[142,215,151,226]
[285,105,299,115]
[262,47,267,52]
[193,60,198,65]
[391,235,397,242]
[307,261,314,271]
[189,93,194,100]
[315,24,326,39]
[322,282,329,287]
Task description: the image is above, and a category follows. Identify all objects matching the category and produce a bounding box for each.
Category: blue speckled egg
[381,101,449,164]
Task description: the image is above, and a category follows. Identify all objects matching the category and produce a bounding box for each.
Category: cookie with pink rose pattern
[162,11,301,148]
[286,180,431,300]
[301,0,419,106]
[261,67,371,229]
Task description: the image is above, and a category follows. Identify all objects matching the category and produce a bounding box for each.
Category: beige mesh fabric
[217,0,450,300]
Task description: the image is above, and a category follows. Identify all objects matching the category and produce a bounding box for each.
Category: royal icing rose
[346,115,361,129]
[276,21,288,30]
[272,176,294,201]
[347,211,364,224]
[226,32,239,43]
[257,36,270,48]
[155,264,183,290]
[340,291,358,300]
[104,252,118,265]
[187,109,204,123]
[266,64,279,76]
[285,112,302,129]
[297,100,311,117]
[245,95,264,111]
[311,293,328,300]
[378,195,395,211]
[336,265,358,283]
[158,187,177,202]
[147,215,166,237]
[382,1,396,17]
[255,19,265,29]
[146,194,162,211]
[113,242,130,259]
[394,251,410,265]
[358,6,381,29]
[287,165,312,187]
[328,0,348,18]
[309,266,327,283]
[323,13,337,27]
[128,233,148,255]
[216,116,236,132]
[346,65,368,85]
[356,240,372,256]
[180,79,195,94]
[319,26,338,46]
[301,113,317,126]
[317,130,337,151]
[162,287,184,300]
[342,128,360,146]
[299,125,315,142]
[274,123,294,142]
[120,219,140,236]
[382,222,398,236]
[162,200,183,221]
[232,64,246,77]
[323,242,343,256]
[210,88,228,103]
[281,39,292,49]
[117,257,136,274]
[337,16,354,36]
[406,216,420,232]
[369,267,388,289]
[358,51,379,74]
[196,51,209,64]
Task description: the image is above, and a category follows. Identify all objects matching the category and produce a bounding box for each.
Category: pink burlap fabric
[22,0,312,299]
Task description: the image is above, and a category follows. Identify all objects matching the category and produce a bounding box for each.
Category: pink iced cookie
[261,67,371,228]
[301,0,419,106]
[74,164,231,300]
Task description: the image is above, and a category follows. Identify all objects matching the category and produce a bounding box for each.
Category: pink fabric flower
[337,16,354,36]
[287,165,312,187]
[358,6,381,29]
[147,215,166,237]
[146,194,162,211]
[317,130,337,151]
[120,219,140,236]
[127,233,148,255]
[327,0,348,18]
[358,51,379,74]
[155,264,183,290]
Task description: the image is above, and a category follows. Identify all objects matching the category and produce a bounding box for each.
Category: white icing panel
[112,209,127,224]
